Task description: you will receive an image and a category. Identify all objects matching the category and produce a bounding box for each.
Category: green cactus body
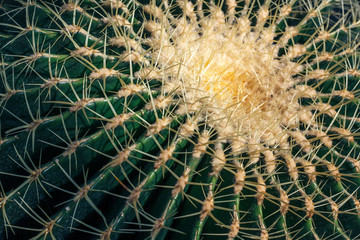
[0,0,360,239]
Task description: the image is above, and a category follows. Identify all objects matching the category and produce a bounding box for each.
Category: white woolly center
[142,5,309,145]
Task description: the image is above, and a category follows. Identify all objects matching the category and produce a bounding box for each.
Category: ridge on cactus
[0,0,360,239]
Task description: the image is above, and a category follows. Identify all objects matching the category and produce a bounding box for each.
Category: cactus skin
[0,0,360,239]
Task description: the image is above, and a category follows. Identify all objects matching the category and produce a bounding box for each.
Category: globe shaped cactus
[0,0,360,239]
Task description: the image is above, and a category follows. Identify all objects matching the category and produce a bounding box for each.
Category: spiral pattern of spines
[0,0,360,239]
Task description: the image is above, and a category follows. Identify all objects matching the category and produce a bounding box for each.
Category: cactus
[0,0,360,239]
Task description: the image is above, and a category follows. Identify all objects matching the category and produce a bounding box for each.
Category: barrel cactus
[0,0,360,239]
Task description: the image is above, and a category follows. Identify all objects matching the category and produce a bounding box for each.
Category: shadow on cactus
[0,0,360,239]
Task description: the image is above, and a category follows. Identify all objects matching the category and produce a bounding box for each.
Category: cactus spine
[1,0,360,239]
